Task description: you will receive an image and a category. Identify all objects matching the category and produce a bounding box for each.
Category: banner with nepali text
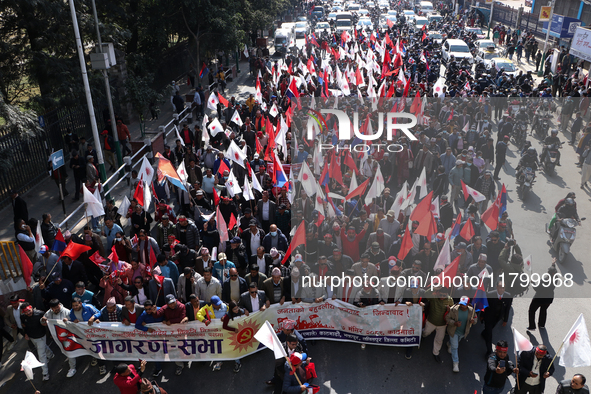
[47,300,422,362]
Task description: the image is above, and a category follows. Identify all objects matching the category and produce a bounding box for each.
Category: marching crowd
[4,0,591,393]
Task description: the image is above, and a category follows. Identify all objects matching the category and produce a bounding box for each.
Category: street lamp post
[487,0,496,39]
[89,0,123,172]
[67,0,106,183]
[537,0,556,77]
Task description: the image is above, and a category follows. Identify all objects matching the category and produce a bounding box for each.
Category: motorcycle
[549,217,586,263]
[513,120,528,149]
[542,142,563,175]
[517,167,535,200]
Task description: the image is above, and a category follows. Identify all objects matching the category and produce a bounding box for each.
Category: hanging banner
[47,301,421,362]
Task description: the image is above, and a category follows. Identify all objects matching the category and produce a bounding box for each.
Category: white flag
[208,117,224,137]
[391,181,408,219]
[225,170,242,197]
[34,220,44,253]
[83,184,104,218]
[430,195,441,219]
[254,320,287,359]
[243,44,249,58]
[524,254,532,275]
[250,167,263,193]
[138,156,154,184]
[177,161,188,184]
[297,161,317,196]
[119,195,131,218]
[243,175,255,201]
[226,140,247,168]
[417,167,428,199]
[207,92,219,111]
[21,350,44,381]
[433,236,451,271]
[433,77,446,97]
[463,182,486,203]
[231,110,243,127]
[202,114,210,140]
[175,125,185,146]
[559,313,591,368]
[269,103,279,118]
[216,206,229,244]
[365,166,385,205]
[349,171,358,192]
[513,327,533,353]
[143,181,152,212]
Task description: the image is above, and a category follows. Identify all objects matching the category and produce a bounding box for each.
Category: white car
[465,27,486,39]
[402,10,417,22]
[332,5,344,11]
[328,12,338,21]
[427,13,442,23]
[378,0,389,7]
[491,57,518,76]
[475,39,496,50]
[357,18,374,30]
[357,8,370,17]
[294,21,309,39]
[315,22,331,35]
[442,38,473,63]
[366,1,376,7]
[414,16,429,31]
[427,30,443,44]
[475,48,501,67]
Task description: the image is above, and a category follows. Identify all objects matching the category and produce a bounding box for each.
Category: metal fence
[492,4,547,40]
[0,104,106,211]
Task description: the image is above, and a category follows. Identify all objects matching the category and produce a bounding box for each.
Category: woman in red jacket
[113,360,147,394]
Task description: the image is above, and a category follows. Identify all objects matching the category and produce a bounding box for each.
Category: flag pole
[515,347,520,390]
[284,356,304,386]
[547,342,564,372]
[28,379,38,392]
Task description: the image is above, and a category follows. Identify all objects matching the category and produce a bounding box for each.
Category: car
[315,21,331,35]
[347,3,361,11]
[378,0,389,8]
[475,47,501,67]
[357,17,374,30]
[294,21,309,39]
[465,27,486,39]
[328,12,338,21]
[442,38,474,63]
[297,16,307,22]
[475,39,496,50]
[490,57,518,76]
[366,1,376,7]
[427,30,443,44]
[332,5,344,11]
[414,16,429,31]
[357,8,370,16]
[427,13,442,23]
[403,10,417,21]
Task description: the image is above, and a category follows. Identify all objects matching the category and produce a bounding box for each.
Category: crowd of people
[3,0,591,393]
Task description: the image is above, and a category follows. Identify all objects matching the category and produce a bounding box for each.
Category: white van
[419,1,434,13]
[335,11,353,32]
[274,29,294,55]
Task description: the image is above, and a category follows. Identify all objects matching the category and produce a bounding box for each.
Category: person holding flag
[516,345,554,394]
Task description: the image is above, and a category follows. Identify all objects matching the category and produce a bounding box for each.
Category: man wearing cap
[195,247,214,276]
[257,191,276,233]
[20,302,54,380]
[121,295,144,327]
[156,294,186,326]
[34,245,61,281]
[212,252,235,282]
[89,297,123,326]
[483,340,519,393]
[446,296,477,372]
[275,204,291,238]
[242,220,265,257]
[449,160,465,214]
[197,294,227,325]
[516,345,554,394]
[379,210,400,240]
[40,272,75,308]
[239,208,259,231]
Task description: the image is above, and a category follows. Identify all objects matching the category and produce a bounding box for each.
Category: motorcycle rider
[516,147,539,182]
[540,129,562,166]
[551,198,581,241]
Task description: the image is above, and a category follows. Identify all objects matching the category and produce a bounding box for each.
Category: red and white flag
[512,327,533,353]
[207,92,219,111]
[464,80,471,91]
[433,236,451,271]
[231,110,243,127]
[269,103,279,118]
[254,321,287,359]
[208,117,224,137]
[417,167,428,199]
[461,180,486,203]
[297,161,317,196]
[364,167,385,205]
[216,205,229,244]
[226,140,247,168]
[524,255,532,275]
[559,313,591,367]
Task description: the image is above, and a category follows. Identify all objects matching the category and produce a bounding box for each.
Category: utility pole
[68,0,106,183]
[89,0,123,172]
[538,0,556,77]
[487,0,496,39]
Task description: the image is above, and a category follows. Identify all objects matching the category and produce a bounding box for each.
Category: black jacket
[517,348,555,392]
[221,277,248,304]
[484,291,513,323]
[184,300,206,321]
[12,196,28,223]
[483,353,515,388]
[61,260,88,286]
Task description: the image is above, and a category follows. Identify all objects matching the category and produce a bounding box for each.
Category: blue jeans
[449,332,463,363]
[482,384,505,394]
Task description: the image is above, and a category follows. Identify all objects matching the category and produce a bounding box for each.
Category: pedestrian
[482,281,512,357]
[113,360,147,394]
[515,345,555,394]
[41,299,77,377]
[446,295,477,372]
[493,136,509,180]
[482,340,518,394]
[20,302,54,381]
[528,262,557,330]
[423,287,454,364]
[10,189,28,225]
[581,145,591,189]
[449,160,465,214]
[556,374,589,394]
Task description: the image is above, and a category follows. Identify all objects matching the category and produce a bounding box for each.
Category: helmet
[565,198,575,206]
[551,129,558,135]
[527,147,536,156]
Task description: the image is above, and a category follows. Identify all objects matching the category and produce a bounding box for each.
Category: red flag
[154,274,164,288]
[482,192,501,230]
[402,79,410,97]
[108,246,119,263]
[145,265,152,276]
[345,178,370,200]
[18,244,33,287]
[255,136,263,154]
[385,33,393,47]
[55,229,65,243]
[435,255,461,287]
[280,221,307,266]
[212,189,220,207]
[409,191,433,221]
[149,246,157,266]
[397,226,414,260]
[355,67,364,86]
[89,251,107,266]
[217,92,229,108]
[460,219,475,242]
[134,181,145,207]
[343,151,359,175]
[61,242,91,261]
[410,91,421,114]
[217,160,230,176]
[414,210,437,239]
[329,154,344,187]
[422,31,427,41]
[228,213,237,230]
[387,19,394,28]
